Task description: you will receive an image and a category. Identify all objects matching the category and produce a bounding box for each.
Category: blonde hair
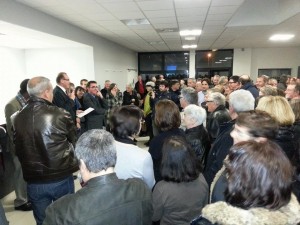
[256,96,295,126]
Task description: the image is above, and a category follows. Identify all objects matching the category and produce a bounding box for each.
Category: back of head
[210,92,226,106]
[181,87,198,105]
[20,79,30,95]
[259,85,277,96]
[110,105,143,138]
[236,110,278,139]
[27,76,51,97]
[225,140,293,210]
[256,96,295,126]
[161,136,199,182]
[184,104,207,126]
[238,75,251,86]
[155,99,180,131]
[229,89,255,113]
[75,129,116,172]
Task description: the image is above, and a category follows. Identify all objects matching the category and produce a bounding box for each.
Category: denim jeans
[27,175,74,225]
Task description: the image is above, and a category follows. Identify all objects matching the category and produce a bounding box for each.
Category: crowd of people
[1,72,300,225]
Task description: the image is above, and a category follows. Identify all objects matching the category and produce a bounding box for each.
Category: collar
[114,136,136,145]
[202,194,300,225]
[57,84,66,93]
[16,91,27,107]
[85,173,119,187]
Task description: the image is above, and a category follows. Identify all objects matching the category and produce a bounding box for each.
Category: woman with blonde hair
[256,96,300,202]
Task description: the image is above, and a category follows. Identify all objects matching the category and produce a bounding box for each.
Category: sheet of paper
[77,107,94,118]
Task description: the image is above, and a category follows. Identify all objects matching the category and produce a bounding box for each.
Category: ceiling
[5,0,300,51]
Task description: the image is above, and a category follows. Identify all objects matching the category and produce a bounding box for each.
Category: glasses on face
[63,78,70,81]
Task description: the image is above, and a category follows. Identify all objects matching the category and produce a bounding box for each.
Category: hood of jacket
[202,194,300,225]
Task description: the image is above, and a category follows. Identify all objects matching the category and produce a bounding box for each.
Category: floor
[0,136,149,225]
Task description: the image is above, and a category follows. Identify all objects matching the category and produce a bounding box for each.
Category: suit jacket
[5,97,22,154]
[82,93,107,130]
[43,173,153,225]
[53,86,76,122]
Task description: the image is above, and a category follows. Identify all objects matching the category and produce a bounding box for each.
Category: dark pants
[27,175,74,225]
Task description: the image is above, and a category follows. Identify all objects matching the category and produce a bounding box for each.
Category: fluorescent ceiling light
[182,45,197,49]
[215,62,222,64]
[269,34,295,41]
[212,49,218,51]
[121,18,150,26]
[185,36,196,40]
[180,30,202,36]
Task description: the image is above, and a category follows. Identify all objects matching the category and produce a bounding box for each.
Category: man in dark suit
[83,81,108,130]
[52,72,77,123]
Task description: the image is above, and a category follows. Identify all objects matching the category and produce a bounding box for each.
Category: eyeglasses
[63,78,70,81]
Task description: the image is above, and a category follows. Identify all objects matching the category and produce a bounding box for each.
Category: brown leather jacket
[13,96,78,183]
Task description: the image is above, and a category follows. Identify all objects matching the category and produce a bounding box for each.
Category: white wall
[25,47,95,86]
[0,0,138,89]
[233,48,252,76]
[0,47,26,124]
[0,0,138,124]
[233,47,300,79]
[251,47,300,77]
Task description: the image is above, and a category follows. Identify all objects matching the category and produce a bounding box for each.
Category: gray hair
[181,87,198,105]
[27,76,52,97]
[209,92,226,106]
[184,104,207,126]
[229,90,255,113]
[126,83,134,89]
[75,129,116,173]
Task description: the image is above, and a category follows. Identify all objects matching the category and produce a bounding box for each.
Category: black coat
[82,93,107,130]
[185,124,211,169]
[204,120,235,186]
[149,128,185,182]
[53,86,76,122]
[122,90,139,106]
[206,105,231,142]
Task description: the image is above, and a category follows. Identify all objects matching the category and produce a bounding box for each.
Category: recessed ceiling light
[269,34,295,41]
[182,45,197,49]
[212,49,218,51]
[180,30,202,36]
[149,41,165,45]
[184,36,196,40]
[121,18,150,26]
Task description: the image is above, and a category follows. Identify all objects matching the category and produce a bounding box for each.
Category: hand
[76,110,83,116]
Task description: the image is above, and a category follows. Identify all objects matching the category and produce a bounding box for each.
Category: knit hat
[146,81,155,87]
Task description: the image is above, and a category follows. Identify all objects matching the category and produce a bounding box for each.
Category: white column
[189,50,196,78]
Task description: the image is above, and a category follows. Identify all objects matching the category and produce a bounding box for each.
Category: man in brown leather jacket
[13,76,78,225]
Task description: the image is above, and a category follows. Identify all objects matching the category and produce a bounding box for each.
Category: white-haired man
[204,89,255,186]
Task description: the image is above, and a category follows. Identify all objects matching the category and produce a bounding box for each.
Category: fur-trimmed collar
[202,194,300,225]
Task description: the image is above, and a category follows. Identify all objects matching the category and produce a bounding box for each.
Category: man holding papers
[83,81,108,130]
